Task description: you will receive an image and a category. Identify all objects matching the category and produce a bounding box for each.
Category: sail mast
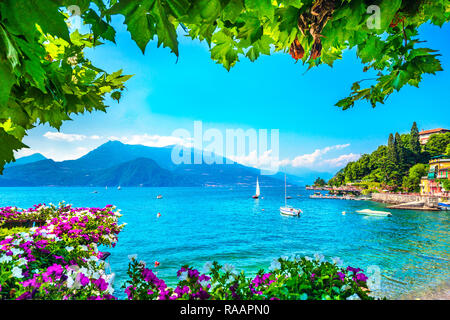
[284,173,287,207]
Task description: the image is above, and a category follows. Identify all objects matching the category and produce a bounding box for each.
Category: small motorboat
[438,202,450,211]
[356,209,392,217]
[280,206,302,217]
[117,186,121,190]
[157,195,163,199]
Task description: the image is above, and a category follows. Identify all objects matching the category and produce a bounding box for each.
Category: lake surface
[0,186,449,299]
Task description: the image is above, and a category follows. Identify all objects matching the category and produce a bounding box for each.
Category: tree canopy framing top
[0,0,449,171]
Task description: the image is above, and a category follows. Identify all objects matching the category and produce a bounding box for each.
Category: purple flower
[77,273,90,287]
[125,285,136,300]
[93,277,108,291]
[16,292,32,300]
[355,273,368,282]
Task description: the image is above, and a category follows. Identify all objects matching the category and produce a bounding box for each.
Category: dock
[387,201,441,211]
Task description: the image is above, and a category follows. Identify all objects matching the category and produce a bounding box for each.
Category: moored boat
[280,174,302,217]
[280,206,302,217]
[356,209,392,217]
[438,202,450,210]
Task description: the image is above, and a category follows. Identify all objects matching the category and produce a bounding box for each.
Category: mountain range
[0,141,286,187]
[0,141,332,187]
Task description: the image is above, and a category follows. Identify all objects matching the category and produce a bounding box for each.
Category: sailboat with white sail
[252,177,260,199]
[280,174,302,217]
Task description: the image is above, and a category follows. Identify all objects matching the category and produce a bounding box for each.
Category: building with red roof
[419,128,450,145]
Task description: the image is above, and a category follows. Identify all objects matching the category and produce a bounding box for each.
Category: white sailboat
[252,177,260,199]
[280,174,302,217]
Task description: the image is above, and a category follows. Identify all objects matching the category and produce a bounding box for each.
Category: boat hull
[280,207,301,217]
[356,209,392,217]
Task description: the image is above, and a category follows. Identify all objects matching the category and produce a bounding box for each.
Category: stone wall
[371,193,439,207]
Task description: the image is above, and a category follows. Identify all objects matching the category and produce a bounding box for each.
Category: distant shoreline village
[308,125,450,212]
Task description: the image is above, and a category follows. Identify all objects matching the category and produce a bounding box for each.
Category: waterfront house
[420,155,450,197]
[419,128,450,145]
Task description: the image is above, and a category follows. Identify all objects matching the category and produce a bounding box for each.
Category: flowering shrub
[1,203,378,300]
[0,203,125,300]
[123,255,376,300]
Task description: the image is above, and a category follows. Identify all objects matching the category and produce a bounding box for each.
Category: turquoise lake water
[0,186,449,299]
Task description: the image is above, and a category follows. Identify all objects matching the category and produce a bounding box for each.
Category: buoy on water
[342,211,346,215]
[157,212,161,218]
[154,261,160,267]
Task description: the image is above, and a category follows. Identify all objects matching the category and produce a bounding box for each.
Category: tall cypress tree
[388,133,397,163]
[409,122,421,155]
[395,132,405,172]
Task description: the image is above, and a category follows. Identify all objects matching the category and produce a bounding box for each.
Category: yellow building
[420,156,450,196]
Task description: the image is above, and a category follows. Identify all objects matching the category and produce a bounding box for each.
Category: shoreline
[400,279,450,300]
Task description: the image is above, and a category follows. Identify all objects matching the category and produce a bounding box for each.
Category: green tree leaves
[0,3,132,172]
[0,128,27,174]
[3,0,70,43]
[0,0,449,173]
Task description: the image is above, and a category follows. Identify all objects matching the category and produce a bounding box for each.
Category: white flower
[178,271,188,281]
[16,258,27,266]
[10,248,24,256]
[67,276,74,288]
[314,253,324,262]
[202,261,213,273]
[65,246,74,252]
[222,264,236,274]
[199,280,210,288]
[0,255,12,263]
[79,245,88,251]
[332,257,343,266]
[269,259,281,271]
[346,293,361,300]
[11,266,24,279]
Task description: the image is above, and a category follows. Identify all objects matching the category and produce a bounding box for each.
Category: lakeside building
[419,128,450,145]
[420,155,450,197]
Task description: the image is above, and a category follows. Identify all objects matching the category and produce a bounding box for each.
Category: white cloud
[228,144,357,172]
[112,134,193,148]
[44,132,87,142]
[321,153,361,168]
[284,144,351,168]
[43,132,104,142]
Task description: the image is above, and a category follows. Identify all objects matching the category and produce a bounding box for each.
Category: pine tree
[386,133,401,186]
[395,132,406,173]
[409,122,421,155]
[388,133,397,163]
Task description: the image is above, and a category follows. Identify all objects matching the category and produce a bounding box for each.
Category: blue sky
[18,17,450,175]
